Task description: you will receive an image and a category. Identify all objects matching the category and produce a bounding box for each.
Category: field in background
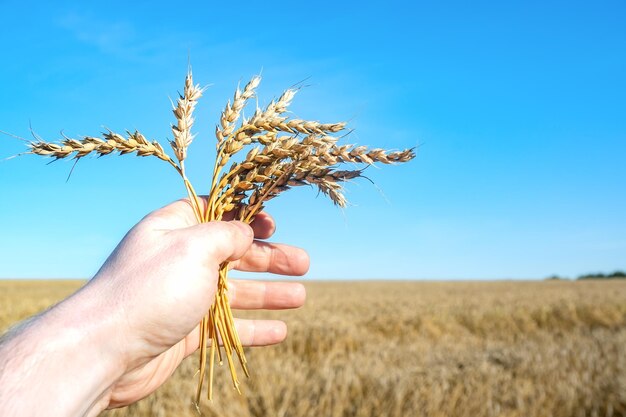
[1,280,625,417]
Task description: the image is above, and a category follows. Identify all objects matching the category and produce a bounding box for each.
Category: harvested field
[1,280,625,417]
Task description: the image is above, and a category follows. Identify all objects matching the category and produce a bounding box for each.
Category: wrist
[0,281,125,416]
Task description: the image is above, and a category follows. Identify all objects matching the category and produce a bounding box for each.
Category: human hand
[0,199,308,417]
[89,199,309,408]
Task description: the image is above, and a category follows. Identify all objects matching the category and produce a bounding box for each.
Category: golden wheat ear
[216,75,261,146]
[25,130,175,163]
[170,69,205,164]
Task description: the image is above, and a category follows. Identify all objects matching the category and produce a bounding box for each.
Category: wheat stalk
[14,68,415,405]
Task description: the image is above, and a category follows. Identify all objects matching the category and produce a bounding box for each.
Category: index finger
[222,211,276,240]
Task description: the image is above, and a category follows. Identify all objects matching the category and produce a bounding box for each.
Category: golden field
[1,280,625,417]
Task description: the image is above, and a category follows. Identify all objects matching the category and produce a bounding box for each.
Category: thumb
[171,220,254,266]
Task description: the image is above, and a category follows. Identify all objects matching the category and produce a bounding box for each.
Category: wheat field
[1,280,625,417]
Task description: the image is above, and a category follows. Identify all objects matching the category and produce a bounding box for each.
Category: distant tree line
[577,270,626,280]
[546,271,626,280]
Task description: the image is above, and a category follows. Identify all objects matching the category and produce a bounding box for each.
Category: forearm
[0,282,124,417]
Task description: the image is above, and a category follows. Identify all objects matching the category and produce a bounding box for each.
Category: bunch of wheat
[22,69,415,404]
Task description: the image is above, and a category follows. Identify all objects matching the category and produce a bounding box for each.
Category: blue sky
[0,0,624,279]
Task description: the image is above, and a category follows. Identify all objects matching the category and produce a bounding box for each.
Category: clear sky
[0,0,624,279]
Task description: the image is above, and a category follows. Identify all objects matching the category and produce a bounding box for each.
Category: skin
[0,199,308,417]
